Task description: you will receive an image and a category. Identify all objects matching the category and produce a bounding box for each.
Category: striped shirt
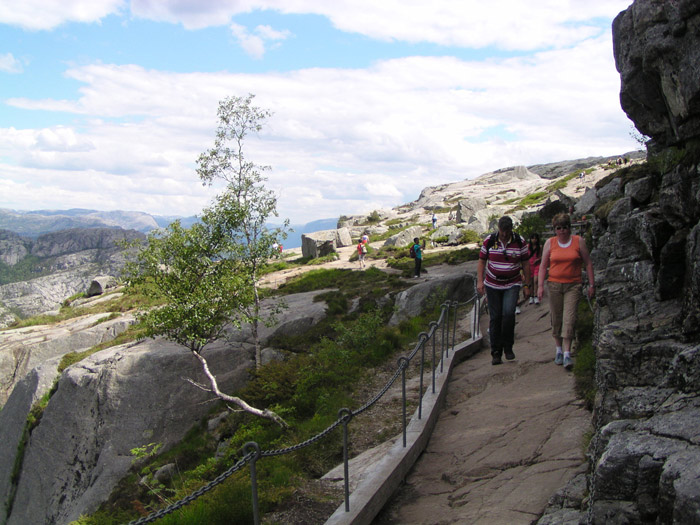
[479,234,529,289]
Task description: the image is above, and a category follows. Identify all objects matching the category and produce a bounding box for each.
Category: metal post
[440,303,447,371]
[338,408,353,512]
[428,323,437,394]
[452,300,458,351]
[398,356,409,447]
[419,336,426,419]
[243,442,261,525]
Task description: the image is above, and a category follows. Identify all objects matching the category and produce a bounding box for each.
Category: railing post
[398,356,410,447]
[338,408,353,512]
[451,300,458,351]
[427,324,437,395]
[243,442,261,525]
[440,302,448,370]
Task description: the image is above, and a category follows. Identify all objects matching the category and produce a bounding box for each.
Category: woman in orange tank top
[537,213,595,370]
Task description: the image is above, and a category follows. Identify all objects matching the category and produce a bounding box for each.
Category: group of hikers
[477,214,594,370]
[357,212,593,371]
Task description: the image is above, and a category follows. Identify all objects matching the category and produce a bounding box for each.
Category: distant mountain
[0,207,337,249]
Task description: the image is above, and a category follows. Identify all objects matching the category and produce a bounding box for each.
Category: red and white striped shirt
[479,234,529,289]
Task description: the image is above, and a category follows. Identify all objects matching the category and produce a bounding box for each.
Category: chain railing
[127,292,481,525]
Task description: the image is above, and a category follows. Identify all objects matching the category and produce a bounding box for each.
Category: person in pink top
[527,232,542,305]
[537,213,595,370]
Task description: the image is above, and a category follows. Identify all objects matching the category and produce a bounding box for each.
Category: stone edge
[324,335,483,525]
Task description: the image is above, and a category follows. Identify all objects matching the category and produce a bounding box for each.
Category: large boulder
[389,273,475,326]
[301,227,352,259]
[613,0,700,148]
[86,275,117,297]
[382,226,423,248]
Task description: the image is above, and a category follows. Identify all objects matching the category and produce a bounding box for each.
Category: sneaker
[504,348,515,360]
[563,355,574,370]
[528,297,534,305]
[554,353,564,365]
[534,297,540,305]
[491,354,502,365]
[515,306,521,314]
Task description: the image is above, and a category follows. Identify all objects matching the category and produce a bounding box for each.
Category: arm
[522,255,531,298]
[538,239,551,301]
[579,237,595,298]
[477,258,486,296]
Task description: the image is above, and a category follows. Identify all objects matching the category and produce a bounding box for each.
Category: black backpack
[484,232,523,254]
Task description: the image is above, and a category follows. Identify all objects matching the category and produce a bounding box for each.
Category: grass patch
[573,297,596,410]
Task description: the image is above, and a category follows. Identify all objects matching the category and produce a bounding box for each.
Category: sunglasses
[555,225,570,231]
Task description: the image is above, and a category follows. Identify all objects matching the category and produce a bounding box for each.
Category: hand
[477,281,485,296]
[522,286,530,298]
[588,285,595,299]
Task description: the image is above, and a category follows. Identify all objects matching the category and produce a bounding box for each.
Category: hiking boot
[491,354,502,365]
[563,355,574,370]
[554,353,564,365]
[528,297,534,305]
[534,297,540,305]
[515,306,521,314]
[504,348,515,360]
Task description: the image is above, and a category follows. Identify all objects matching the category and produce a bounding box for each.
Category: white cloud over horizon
[0,1,638,224]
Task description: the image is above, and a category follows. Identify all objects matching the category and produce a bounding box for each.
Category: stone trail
[374,288,591,524]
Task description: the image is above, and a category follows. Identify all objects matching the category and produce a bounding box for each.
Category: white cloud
[229,23,291,59]
[0,0,124,30]
[2,32,638,222]
[0,52,22,73]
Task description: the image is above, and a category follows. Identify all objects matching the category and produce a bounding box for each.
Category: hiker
[411,237,425,278]
[361,232,369,244]
[537,213,595,370]
[432,213,437,229]
[357,239,367,269]
[477,216,530,365]
[528,232,542,305]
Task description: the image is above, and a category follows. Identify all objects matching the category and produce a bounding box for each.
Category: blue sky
[1,1,637,223]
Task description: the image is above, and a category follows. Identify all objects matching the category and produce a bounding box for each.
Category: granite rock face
[579,1,700,522]
[613,0,700,149]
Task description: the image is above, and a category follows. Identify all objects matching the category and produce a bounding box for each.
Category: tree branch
[190,350,288,428]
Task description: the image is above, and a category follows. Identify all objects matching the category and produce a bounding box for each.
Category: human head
[414,237,419,244]
[529,232,540,245]
[552,213,571,232]
[498,216,513,233]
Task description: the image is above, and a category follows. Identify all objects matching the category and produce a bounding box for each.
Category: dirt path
[374,292,591,524]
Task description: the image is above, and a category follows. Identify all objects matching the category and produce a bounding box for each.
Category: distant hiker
[432,213,437,229]
[528,233,542,305]
[272,242,278,254]
[357,239,367,268]
[411,237,424,278]
[361,232,369,244]
[477,216,530,365]
[537,213,595,371]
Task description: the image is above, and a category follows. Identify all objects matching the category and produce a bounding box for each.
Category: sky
[0,0,638,224]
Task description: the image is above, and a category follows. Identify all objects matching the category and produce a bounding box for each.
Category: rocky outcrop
[301,227,352,258]
[540,2,700,522]
[0,228,144,327]
[0,313,135,406]
[389,271,475,325]
[0,289,329,525]
[613,0,700,149]
[0,230,28,266]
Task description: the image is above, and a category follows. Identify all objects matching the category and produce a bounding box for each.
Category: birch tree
[125,207,287,427]
[197,94,287,369]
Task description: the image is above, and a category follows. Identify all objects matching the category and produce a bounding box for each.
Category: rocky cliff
[0,228,145,327]
[541,1,700,523]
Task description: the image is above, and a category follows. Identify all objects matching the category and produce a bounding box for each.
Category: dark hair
[528,232,541,256]
[498,216,513,231]
[414,237,419,243]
